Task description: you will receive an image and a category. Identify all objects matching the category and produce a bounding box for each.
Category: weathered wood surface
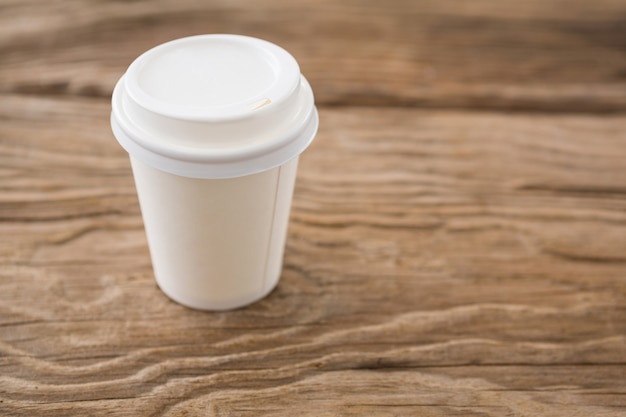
[1,0,626,416]
[2,0,626,112]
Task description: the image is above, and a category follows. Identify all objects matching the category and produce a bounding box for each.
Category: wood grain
[1,94,625,415]
[1,0,626,415]
[1,0,626,111]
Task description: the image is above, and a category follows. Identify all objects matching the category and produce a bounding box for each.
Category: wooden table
[1,1,625,415]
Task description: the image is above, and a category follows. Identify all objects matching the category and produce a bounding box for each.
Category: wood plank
[1,0,625,111]
[0,95,624,415]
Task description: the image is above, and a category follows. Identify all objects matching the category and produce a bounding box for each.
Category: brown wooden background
[1,0,625,415]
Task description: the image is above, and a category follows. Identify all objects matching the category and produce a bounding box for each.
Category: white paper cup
[110,35,318,310]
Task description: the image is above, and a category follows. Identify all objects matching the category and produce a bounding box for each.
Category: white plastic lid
[111,34,318,178]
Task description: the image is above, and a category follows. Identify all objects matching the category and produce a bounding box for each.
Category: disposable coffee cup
[110,34,318,310]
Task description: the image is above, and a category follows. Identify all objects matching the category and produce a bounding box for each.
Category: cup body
[130,156,298,310]
[110,34,317,310]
